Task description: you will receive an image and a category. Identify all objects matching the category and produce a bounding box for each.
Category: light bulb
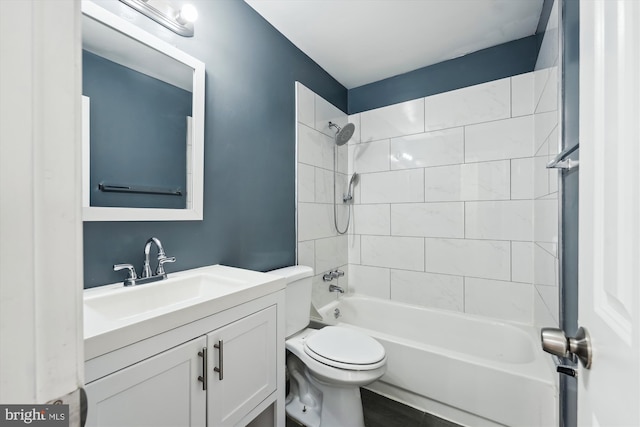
[178,4,198,23]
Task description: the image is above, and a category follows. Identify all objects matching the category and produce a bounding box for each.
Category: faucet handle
[156,256,176,276]
[114,263,137,286]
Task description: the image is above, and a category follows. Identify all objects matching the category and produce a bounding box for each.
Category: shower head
[343,172,360,203]
[328,121,356,146]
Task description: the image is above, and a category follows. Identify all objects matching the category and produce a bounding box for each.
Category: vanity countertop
[84,264,285,360]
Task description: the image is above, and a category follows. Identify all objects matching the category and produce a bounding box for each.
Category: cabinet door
[85,336,207,427]
[207,306,277,426]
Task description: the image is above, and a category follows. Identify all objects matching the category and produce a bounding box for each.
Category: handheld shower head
[344,172,360,202]
[328,121,355,146]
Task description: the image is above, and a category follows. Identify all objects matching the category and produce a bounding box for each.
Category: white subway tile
[390,127,464,170]
[465,200,533,241]
[390,270,463,311]
[425,238,510,281]
[534,111,558,154]
[534,198,558,243]
[348,114,361,145]
[391,202,464,238]
[297,203,334,241]
[315,236,348,273]
[296,82,315,128]
[424,79,510,131]
[337,143,348,174]
[535,67,558,114]
[424,161,510,201]
[535,284,559,325]
[350,139,390,174]
[298,124,334,170]
[360,169,424,203]
[314,167,334,204]
[348,234,361,264]
[297,163,315,203]
[533,243,557,286]
[512,241,534,284]
[297,240,315,271]
[354,204,390,235]
[465,278,533,323]
[349,264,390,299]
[511,72,535,117]
[533,153,551,199]
[361,235,424,271]
[511,158,534,200]
[360,98,424,141]
[464,115,534,162]
[534,286,559,327]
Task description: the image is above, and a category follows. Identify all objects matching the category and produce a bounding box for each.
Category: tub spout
[329,284,344,293]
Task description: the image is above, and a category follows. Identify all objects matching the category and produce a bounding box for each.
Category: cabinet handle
[197,348,207,390]
[214,340,224,381]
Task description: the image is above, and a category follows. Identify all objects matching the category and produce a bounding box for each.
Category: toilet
[270,266,387,427]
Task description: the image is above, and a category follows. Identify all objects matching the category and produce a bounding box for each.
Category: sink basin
[84,264,285,360]
[85,274,241,322]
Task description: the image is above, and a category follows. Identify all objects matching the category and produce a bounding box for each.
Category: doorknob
[541,326,592,369]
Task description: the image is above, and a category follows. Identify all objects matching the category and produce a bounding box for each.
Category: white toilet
[270,266,387,427]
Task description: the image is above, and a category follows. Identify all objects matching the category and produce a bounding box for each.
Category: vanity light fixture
[119,0,198,37]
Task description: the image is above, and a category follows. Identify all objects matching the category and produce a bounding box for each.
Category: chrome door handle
[197,348,207,390]
[214,340,223,380]
[541,326,592,369]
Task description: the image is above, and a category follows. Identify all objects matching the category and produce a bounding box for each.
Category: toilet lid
[304,326,386,368]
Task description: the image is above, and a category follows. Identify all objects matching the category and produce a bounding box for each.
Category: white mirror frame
[81,1,205,221]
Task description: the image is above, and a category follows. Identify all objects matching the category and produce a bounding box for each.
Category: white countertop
[84,264,285,360]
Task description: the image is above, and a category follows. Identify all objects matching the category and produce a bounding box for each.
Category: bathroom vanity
[83,265,286,427]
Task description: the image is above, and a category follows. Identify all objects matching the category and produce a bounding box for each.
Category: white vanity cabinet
[84,291,284,427]
[85,336,207,427]
[207,306,277,426]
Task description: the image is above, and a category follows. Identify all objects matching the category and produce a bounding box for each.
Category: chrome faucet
[329,284,344,294]
[113,237,175,286]
[142,237,175,278]
[323,269,344,282]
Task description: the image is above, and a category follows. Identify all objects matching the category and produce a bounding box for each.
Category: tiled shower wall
[345,75,545,325]
[295,83,350,309]
[297,66,560,325]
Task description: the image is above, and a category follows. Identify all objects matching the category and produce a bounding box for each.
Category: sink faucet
[113,237,176,286]
[142,237,175,279]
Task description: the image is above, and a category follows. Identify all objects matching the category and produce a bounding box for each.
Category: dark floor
[286,388,461,427]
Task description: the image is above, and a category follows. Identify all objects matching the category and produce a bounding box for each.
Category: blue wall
[348,35,539,114]
[84,0,347,288]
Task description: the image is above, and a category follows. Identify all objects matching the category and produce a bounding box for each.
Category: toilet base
[286,354,366,427]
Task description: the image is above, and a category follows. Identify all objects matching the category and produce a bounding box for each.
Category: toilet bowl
[269,266,387,427]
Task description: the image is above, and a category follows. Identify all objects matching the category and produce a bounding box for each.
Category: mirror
[81,2,205,221]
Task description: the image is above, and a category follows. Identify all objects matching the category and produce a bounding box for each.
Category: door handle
[197,348,207,390]
[214,340,224,380]
[541,326,592,369]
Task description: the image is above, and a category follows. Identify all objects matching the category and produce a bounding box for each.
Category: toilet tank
[269,265,313,338]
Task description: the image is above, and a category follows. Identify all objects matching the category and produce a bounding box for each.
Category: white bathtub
[316,295,557,427]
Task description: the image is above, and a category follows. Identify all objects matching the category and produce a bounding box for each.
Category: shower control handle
[541,327,592,369]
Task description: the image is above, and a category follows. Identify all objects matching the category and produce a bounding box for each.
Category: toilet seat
[303,326,386,370]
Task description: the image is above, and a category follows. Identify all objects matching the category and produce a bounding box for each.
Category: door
[578,0,640,425]
[207,306,277,427]
[85,337,207,427]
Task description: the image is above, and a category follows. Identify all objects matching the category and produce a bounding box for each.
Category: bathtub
[316,295,557,427]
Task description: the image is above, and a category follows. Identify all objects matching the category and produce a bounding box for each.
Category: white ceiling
[244,0,544,89]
